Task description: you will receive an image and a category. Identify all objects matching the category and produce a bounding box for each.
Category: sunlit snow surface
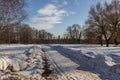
[43,44,120,80]
[0,44,119,80]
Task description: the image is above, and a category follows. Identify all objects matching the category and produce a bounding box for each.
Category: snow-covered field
[0,44,119,80]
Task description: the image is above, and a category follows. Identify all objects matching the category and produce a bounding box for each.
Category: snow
[0,44,44,80]
[0,44,119,80]
[43,45,101,80]
[49,44,120,80]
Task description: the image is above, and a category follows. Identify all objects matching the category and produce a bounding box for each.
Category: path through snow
[43,45,101,80]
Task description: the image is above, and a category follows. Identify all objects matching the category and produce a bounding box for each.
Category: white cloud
[37,4,56,16]
[38,4,67,17]
[30,4,67,30]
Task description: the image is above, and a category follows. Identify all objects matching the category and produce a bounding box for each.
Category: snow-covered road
[43,44,120,80]
[43,45,101,80]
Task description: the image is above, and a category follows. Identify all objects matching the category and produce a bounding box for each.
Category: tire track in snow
[42,46,70,80]
[42,45,101,80]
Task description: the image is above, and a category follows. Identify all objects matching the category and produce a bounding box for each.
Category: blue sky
[25,0,112,36]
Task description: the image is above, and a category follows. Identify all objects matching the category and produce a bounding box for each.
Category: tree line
[85,0,120,47]
[0,0,54,44]
[61,0,120,47]
[0,0,120,47]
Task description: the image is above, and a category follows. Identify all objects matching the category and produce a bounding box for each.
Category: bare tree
[83,26,102,44]
[66,24,82,44]
[19,24,33,44]
[0,0,27,24]
[103,0,120,45]
[86,0,120,47]
[0,0,27,43]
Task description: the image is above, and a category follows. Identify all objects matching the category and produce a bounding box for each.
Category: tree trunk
[106,40,109,47]
[100,36,103,46]
[100,39,103,46]
[114,38,118,45]
[78,39,81,44]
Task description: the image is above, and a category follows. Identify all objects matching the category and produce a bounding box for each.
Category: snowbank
[53,45,120,79]
[0,45,45,80]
